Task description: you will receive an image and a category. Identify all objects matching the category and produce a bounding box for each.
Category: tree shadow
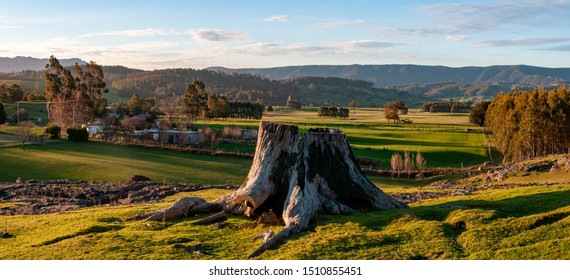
[317,190,570,231]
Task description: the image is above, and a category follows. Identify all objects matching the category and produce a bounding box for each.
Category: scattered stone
[0,180,237,215]
[426,180,455,189]
[551,155,570,172]
[193,250,209,256]
[210,222,227,229]
[524,162,551,172]
[485,169,507,182]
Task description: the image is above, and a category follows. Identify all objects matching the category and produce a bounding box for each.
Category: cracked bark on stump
[131,122,407,257]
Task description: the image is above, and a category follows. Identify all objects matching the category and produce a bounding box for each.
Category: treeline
[486,86,570,162]
[111,68,296,105]
[421,101,472,113]
[317,106,349,118]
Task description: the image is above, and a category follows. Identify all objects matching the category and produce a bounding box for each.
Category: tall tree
[384,103,399,123]
[127,94,144,116]
[44,56,108,127]
[158,95,183,128]
[183,80,208,123]
[469,101,491,127]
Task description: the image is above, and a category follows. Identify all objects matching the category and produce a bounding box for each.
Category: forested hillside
[209,64,570,86]
[395,82,557,101]
[109,68,423,107]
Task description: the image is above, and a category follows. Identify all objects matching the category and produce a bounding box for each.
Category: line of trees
[421,101,472,113]
[485,86,570,162]
[390,150,427,178]
[317,106,349,118]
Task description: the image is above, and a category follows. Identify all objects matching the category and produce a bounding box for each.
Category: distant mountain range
[207,64,570,87]
[0,56,85,72]
[3,56,569,106]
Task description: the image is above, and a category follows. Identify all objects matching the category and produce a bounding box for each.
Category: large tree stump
[131,122,407,257]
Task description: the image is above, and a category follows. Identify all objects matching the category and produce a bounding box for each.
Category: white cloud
[476,37,570,47]
[260,15,289,22]
[83,28,181,37]
[189,29,248,42]
[421,0,570,34]
[446,35,470,42]
[312,18,367,30]
[336,40,395,49]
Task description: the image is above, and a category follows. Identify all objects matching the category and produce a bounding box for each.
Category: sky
[0,0,569,70]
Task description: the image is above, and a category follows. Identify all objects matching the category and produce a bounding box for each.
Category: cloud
[189,29,248,42]
[421,0,570,34]
[476,37,570,47]
[312,18,367,30]
[84,28,181,37]
[259,15,289,22]
[540,44,570,51]
[336,40,396,49]
[446,35,470,42]
[376,27,442,37]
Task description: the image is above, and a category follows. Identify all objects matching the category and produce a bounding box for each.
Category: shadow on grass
[315,190,570,231]
[36,225,125,246]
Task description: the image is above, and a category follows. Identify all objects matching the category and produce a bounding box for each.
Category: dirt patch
[0,180,237,215]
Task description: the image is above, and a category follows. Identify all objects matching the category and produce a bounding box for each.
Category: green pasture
[0,108,568,260]
[206,108,488,168]
[2,102,48,121]
[1,171,568,259]
[0,141,250,185]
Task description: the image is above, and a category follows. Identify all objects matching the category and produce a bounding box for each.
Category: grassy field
[0,109,486,184]
[1,167,568,259]
[3,109,566,260]
[206,108,488,168]
[0,141,250,185]
[2,102,48,120]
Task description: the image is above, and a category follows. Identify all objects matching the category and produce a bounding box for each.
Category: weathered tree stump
[131,122,407,257]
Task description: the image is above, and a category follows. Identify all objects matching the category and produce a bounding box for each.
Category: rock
[485,169,506,182]
[16,177,22,183]
[127,175,151,184]
[210,222,227,229]
[193,250,209,256]
[427,180,455,189]
[523,162,551,172]
[551,156,570,171]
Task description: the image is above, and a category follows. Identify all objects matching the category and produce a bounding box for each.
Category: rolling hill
[208,64,570,86]
[0,56,85,73]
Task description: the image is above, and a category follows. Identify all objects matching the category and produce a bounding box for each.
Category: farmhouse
[82,122,104,136]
